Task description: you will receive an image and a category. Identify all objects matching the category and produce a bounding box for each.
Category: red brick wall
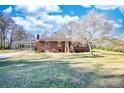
[36,41,45,52]
[36,40,89,52]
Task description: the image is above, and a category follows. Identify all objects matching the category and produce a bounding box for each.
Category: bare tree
[61,21,79,53]
[8,24,34,48]
[0,12,31,49]
[41,30,49,38]
[0,12,15,48]
[12,25,27,41]
[0,19,5,46]
[78,10,113,55]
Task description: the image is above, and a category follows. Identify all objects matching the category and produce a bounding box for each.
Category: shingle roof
[37,37,71,42]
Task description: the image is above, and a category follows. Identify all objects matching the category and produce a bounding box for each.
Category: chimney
[36,34,40,39]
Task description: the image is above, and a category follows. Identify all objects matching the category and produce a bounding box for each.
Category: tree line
[0,12,34,49]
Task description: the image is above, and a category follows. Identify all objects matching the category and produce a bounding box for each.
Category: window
[45,41,50,47]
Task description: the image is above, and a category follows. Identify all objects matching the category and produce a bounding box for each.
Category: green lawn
[0,49,124,88]
[0,50,18,54]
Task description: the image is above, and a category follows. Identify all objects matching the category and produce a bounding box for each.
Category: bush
[34,46,37,51]
[0,45,10,49]
[0,45,5,49]
[95,46,124,52]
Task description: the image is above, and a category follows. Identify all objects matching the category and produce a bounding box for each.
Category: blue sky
[0,5,124,36]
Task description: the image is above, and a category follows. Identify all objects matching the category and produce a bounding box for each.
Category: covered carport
[11,40,36,51]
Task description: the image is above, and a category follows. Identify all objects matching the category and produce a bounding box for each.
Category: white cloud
[3,7,13,14]
[13,5,79,33]
[119,6,124,16]
[113,23,121,28]
[81,5,91,8]
[95,5,118,10]
[13,5,65,33]
[12,16,32,31]
[94,5,124,16]
[41,5,62,12]
[12,16,52,32]
[82,5,124,13]
[12,14,80,33]
[81,5,118,10]
[109,20,122,28]
[43,15,79,25]
[15,5,61,16]
[40,14,80,32]
[64,16,79,23]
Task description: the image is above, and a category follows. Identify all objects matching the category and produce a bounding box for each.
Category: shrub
[95,46,124,53]
[0,45,10,49]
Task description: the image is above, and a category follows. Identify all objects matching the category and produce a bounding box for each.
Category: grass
[0,50,18,54]
[0,49,124,88]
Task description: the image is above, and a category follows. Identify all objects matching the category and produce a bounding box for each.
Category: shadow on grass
[93,50,124,56]
[0,57,9,60]
[63,54,104,59]
[0,59,124,88]
[100,74,124,78]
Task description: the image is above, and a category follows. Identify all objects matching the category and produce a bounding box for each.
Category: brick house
[36,37,90,53]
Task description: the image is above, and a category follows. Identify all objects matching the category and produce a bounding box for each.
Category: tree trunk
[1,25,6,47]
[0,30,4,46]
[3,29,5,47]
[64,42,67,53]
[67,44,70,53]
[87,41,93,55]
[0,31,3,45]
[70,45,75,53]
[8,30,14,49]
[65,42,70,53]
